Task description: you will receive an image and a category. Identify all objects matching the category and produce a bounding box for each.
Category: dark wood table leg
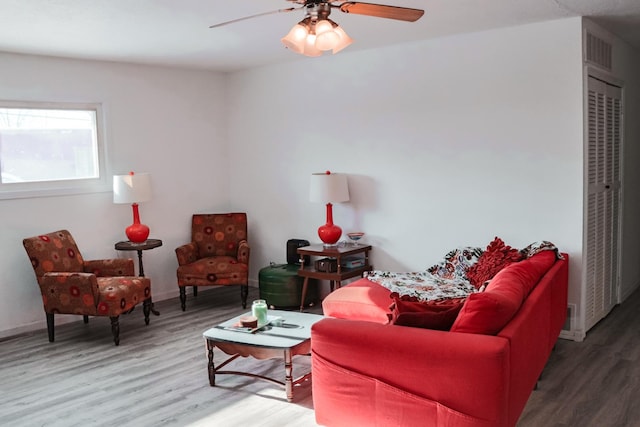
[207,340,216,386]
[137,249,160,316]
[299,277,309,312]
[284,349,293,402]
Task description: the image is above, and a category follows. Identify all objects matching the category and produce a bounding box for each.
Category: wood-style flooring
[1,285,639,427]
[518,287,640,427]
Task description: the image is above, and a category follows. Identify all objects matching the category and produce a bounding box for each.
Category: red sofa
[311,251,569,427]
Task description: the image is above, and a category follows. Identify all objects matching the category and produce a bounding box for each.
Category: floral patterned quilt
[365,241,561,303]
[365,246,481,302]
[364,270,477,302]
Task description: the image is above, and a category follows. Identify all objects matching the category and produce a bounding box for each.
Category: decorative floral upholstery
[23,230,152,345]
[175,213,250,310]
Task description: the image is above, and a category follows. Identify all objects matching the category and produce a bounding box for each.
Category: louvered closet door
[585,76,622,332]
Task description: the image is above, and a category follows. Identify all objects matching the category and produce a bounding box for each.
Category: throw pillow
[486,249,557,297]
[450,250,557,335]
[466,237,523,289]
[449,288,520,335]
[388,295,464,330]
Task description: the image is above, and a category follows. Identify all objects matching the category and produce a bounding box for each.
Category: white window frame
[0,100,110,200]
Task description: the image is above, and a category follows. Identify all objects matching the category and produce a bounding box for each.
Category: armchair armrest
[40,272,100,310]
[175,242,199,266]
[237,240,250,264]
[84,259,135,276]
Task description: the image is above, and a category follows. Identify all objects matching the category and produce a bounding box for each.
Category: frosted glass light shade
[332,26,353,54]
[281,24,308,54]
[113,172,152,204]
[310,172,349,203]
[303,34,323,57]
[315,20,339,51]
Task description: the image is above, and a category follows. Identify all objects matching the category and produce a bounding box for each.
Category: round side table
[115,238,163,316]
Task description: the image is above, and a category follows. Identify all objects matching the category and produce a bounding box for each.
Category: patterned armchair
[175,213,250,311]
[23,230,151,345]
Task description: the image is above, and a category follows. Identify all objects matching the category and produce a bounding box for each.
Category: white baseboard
[559,329,585,342]
[1,281,262,340]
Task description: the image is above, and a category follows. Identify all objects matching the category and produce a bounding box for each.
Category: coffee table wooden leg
[299,277,309,312]
[206,340,216,386]
[284,349,293,402]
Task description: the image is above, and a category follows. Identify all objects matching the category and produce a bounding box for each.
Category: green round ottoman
[259,264,319,309]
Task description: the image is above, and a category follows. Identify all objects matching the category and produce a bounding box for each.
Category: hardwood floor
[2,285,639,427]
[518,287,640,427]
[0,286,320,427]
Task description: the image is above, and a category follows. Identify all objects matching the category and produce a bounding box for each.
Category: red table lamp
[310,171,350,247]
[113,171,152,243]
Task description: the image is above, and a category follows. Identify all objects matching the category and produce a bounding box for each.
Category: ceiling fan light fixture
[303,34,323,57]
[331,26,353,54]
[210,2,425,58]
[281,22,309,54]
[315,19,340,51]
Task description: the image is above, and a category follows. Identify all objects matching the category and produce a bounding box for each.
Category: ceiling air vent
[585,31,612,71]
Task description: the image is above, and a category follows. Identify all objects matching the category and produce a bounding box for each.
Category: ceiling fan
[209,1,425,57]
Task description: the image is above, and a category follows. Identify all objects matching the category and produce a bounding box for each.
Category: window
[0,101,109,199]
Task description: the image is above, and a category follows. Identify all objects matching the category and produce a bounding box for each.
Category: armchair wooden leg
[46,313,55,342]
[83,315,89,324]
[110,316,120,346]
[179,287,187,311]
[143,298,151,325]
[241,285,248,309]
[193,286,198,297]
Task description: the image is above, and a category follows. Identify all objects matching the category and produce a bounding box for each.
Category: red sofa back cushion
[488,250,556,297]
[450,251,557,335]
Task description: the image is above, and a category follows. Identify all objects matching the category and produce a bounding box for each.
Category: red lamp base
[318,202,342,247]
[126,203,150,243]
[126,223,150,243]
[318,223,342,247]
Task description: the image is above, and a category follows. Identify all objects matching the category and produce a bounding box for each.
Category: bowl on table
[346,232,365,246]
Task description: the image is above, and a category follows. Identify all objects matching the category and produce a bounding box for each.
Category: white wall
[227,18,587,333]
[3,16,636,341]
[0,52,228,337]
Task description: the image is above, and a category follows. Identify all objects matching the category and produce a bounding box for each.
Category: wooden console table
[296,244,372,312]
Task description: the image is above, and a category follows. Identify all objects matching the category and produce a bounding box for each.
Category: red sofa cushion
[389,296,464,330]
[488,249,556,296]
[451,250,557,335]
[449,289,520,335]
[322,278,392,324]
[466,237,523,289]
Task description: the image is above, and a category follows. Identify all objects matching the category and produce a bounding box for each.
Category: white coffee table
[203,309,324,402]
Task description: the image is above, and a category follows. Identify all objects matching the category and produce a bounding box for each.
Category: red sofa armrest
[312,318,511,426]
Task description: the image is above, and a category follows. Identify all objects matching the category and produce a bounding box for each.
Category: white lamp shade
[310,172,349,203]
[113,172,152,204]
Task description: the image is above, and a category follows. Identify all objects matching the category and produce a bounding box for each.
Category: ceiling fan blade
[338,2,424,22]
[209,7,297,29]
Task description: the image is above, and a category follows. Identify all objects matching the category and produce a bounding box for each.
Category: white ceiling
[0,0,639,72]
